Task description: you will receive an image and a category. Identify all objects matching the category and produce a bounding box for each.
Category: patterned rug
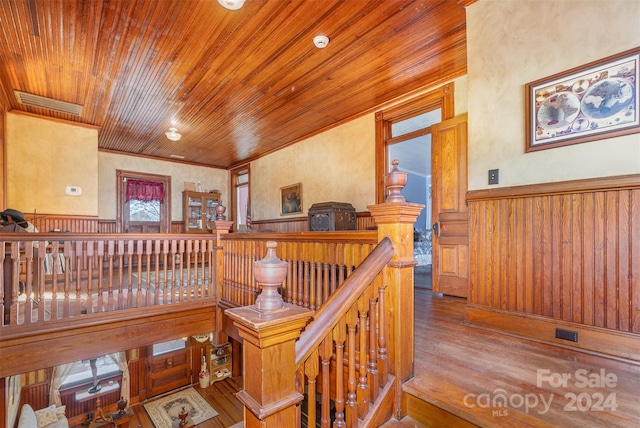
[143,387,218,428]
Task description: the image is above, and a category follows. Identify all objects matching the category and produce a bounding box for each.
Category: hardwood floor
[80,283,639,428]
[405,289,640,427]
[114,377,244,428]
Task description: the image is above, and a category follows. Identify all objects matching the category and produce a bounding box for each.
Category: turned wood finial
[254,241,287,312]
[215,199,227,220]
[384,159,407,203]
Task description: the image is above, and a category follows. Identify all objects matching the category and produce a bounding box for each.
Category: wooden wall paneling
[631,188,640,333]
[20,381,49,412]
[466,175,640,360]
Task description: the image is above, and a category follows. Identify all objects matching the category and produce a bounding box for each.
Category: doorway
[116,170,171,233]
[376,84,455,290]
[146,338,190,398]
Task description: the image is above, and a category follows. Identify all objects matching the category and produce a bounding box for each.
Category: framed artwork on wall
[525,47,639,152]
[280,183,302,215]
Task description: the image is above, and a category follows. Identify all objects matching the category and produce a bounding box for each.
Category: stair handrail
[294,236,393,366]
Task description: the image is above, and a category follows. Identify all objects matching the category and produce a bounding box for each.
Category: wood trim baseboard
[465,305,640,363]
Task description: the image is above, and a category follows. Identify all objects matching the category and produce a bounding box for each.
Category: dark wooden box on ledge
[308,202,357,231]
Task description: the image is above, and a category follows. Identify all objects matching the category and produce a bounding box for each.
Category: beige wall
[98,152,229,221]
[251,114,375,220]
[250,75,468,220]
[466,0,640,191]
[5,112,99,216]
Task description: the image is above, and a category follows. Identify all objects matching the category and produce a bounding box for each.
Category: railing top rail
[221,231,378,243]
[0,233,217,242]
[294,237,394,366]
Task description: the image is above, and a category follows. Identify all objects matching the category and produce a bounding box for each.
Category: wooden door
[146,345,190,398]
[431,113,469,298]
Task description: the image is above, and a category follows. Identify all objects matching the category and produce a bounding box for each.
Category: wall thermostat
[65,186,82,196]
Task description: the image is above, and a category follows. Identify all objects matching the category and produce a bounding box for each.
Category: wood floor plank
[407,289,640,428]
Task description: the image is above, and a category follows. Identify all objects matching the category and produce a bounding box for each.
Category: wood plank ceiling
[0,0,471,168]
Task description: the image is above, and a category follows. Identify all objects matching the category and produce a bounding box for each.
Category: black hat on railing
[0,208,28,227]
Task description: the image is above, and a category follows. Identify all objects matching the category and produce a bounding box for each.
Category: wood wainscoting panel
[28,213,99,233]
[466,174,640,359]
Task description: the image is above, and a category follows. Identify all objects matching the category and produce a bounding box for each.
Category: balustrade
[0,233,218,330]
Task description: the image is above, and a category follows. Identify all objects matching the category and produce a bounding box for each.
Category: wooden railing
[294,237,395,427]
[1,233,217,331]
[226,201,424,427]
[219,231,378,310]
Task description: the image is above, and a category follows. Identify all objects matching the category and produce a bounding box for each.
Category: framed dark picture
[280,183,302,215]
[525,47,639,152]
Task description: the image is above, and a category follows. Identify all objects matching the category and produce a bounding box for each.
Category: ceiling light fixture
[313,35,329,49]
[165,127,182,141]
[218,0,245,10]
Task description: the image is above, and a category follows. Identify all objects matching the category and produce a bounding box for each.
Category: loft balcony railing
[1,233,217,331]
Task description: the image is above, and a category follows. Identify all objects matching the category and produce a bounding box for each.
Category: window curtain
[107,352,130,403]
[49,362,77,406]
[125,179,164,202]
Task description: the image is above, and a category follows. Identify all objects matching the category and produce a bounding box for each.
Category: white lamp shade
[165,127,182,141]
[218,0,245,10]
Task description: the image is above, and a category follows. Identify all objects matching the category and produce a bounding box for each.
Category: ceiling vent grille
[14,90,83,116]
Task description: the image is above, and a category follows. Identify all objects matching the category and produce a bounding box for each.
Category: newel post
[367,160,423,419]
[210,219,233,345]
[226,242,313,428]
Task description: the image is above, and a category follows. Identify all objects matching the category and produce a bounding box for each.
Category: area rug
[144,387,218,428]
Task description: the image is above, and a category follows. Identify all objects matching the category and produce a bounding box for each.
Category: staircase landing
[405,289,640,428]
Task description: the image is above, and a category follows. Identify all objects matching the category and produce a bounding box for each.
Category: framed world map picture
[525,47,639,152]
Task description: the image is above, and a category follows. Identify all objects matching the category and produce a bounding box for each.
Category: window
[152,338,187,356]
[230,166,250,230]
[116,170,171,233]
[375,83,454,203]
[60,355,121,388]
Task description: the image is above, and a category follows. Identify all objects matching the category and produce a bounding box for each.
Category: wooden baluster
[245,240,253,305]
[304,349,319,428]
[357,290,370,418]
[49,241,59,319]
[75,241,83,316]
[205,239,213,299]
[135,240,144,308]
[187,240,195,302]
[96,241,105,313]
[85,240,94,314]
[157,239,165,304]
[303,242,311,309]
[319,337,333,428]
[21,242,32,325]
[62,241,72,318]
[231,241,238,304]
[377,274,389,385]
[126,240,134,308]
[179,238,185,302]
[368,296,379,403]
[333,320,346,427]
[194,238,199,300]
[285,256,293,304]
[292,247,300,306]
[143,240,151,306]
[338,243,346,290]
[345,307,358,426]
[116,240,125,310]
[106,240,115,311]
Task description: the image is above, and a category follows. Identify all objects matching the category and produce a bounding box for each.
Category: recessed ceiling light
[313,35,329,49]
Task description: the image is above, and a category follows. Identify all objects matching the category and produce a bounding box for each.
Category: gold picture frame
[525,47,639,152]
[280,183,302,215]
